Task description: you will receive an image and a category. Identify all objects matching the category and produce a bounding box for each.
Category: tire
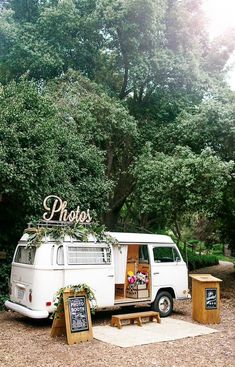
[151,291,173,317]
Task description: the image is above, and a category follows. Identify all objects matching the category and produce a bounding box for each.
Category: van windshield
[14,246,36,265]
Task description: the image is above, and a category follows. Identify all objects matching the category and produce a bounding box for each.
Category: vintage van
[5,230,189,318]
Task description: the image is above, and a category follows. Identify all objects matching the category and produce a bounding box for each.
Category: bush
[181,250,219,271]
[0,263,11,310]
[212,243,224,255]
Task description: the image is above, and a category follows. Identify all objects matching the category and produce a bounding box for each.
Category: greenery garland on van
[24,223,118,248]
[53,284,97,317]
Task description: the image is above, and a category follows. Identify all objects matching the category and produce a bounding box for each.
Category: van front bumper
[5,300,49,319]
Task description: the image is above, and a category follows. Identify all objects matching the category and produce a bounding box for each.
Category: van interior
[114,244,151,304]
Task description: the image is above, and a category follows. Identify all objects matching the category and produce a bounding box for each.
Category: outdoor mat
[93,318,218,347]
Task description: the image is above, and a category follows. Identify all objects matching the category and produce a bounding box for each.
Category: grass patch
[214,254,235,263]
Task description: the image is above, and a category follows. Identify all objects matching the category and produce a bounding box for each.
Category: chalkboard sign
[68,296,89,333]
[205,288,217,309]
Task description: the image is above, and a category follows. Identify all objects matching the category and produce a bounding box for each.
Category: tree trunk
[103,172,135,230]
[103,205,123,230]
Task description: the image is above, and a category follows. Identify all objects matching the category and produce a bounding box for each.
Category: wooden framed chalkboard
[68,296,89,333]
[51,289,93,345]
[63,290,93,344]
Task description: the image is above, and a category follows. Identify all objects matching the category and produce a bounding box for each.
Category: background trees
[0,77,112,254]
[132,146,234,239]
[0,0,234,254]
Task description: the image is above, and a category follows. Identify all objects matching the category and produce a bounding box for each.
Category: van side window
[139,245,149,263]
[153,246,180,263]
[57,246,64,265]
[14,246,36,265]
[67,245,111,265]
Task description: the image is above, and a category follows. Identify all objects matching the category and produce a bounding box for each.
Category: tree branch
[116,27,130,99]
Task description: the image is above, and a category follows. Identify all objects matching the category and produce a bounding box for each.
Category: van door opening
[114,244,151,304]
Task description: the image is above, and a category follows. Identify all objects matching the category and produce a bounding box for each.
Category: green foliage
[132,146,234,237]
[0,77,112,254]
[0,0,234,251]
[54,283,97,316]
[152,91,235,160]
[211,244,224,255]
[46,70,138,227]
[0,0,102,81]
[24,222,118,248]
[181,250,219,271]
[0,263,11,310]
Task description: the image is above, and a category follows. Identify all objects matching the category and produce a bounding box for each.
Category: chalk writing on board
[205,288,217,309]
[68,296,89,333]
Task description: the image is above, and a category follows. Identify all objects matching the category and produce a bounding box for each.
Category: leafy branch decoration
[24,223,118,248]
[54,284,97,317]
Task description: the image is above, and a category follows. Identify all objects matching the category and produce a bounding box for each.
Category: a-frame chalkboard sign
[51,289,93,345]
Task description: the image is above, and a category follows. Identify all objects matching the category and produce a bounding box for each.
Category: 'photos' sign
[42,195,92,224]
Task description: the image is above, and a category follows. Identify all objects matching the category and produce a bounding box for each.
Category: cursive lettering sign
[42,195,92,223]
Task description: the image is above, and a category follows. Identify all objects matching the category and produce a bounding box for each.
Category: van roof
[108,232,174,244]
[19,231,174,245]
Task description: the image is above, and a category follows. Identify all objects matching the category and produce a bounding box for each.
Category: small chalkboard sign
[68,296,89,333]
[205,288,217,309]
[64,290,93,344]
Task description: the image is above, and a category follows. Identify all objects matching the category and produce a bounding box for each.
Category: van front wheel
[152,291,173,317]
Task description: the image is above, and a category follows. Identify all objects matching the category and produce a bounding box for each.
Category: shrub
[212,243,224,255]
[181,250,219,271]
[0,263,11,310]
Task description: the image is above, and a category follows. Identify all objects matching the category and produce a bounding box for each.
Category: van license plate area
[17,289,25,300]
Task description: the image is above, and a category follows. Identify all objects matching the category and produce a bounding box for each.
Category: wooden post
[190,274,222,324]
[50,303,66,337]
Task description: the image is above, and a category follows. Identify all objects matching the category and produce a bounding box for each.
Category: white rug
[93,318,218,348]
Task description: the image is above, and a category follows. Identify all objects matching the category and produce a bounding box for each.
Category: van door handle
[153,272,159,275]
[107,275,114,277]
[16,283,26,289]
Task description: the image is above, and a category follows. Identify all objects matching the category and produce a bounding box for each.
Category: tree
[0,0,103,82]
[145,87,235,160]
[0,77,111,254]
[0,0,234,237]
[46,70,138,228]
[132,146,234,241]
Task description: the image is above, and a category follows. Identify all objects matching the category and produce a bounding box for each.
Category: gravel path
[0,261,234,367]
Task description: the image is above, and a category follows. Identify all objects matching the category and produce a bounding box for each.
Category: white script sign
[43,195,92,223]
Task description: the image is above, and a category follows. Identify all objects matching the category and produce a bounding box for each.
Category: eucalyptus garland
[25,222,118,248]
[53,283,97,316]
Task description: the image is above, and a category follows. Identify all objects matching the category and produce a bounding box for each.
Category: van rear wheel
[152,291,173,317]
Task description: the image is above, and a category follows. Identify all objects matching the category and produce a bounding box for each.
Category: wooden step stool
[111,311,161,329]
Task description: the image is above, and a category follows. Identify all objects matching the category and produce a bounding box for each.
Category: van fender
[151,286,176,302]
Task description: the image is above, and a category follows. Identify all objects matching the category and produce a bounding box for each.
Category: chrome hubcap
[159,296,171,313]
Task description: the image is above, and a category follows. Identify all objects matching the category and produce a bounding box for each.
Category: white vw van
[5,231,189,318]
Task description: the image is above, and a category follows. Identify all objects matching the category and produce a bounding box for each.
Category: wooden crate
[126,286,149,299]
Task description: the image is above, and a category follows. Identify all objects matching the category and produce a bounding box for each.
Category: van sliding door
[64,243,115,308]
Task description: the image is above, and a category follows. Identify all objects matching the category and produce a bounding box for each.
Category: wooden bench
[111,311,161,329]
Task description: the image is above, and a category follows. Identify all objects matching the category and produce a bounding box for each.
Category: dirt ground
[0,261,234,367]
